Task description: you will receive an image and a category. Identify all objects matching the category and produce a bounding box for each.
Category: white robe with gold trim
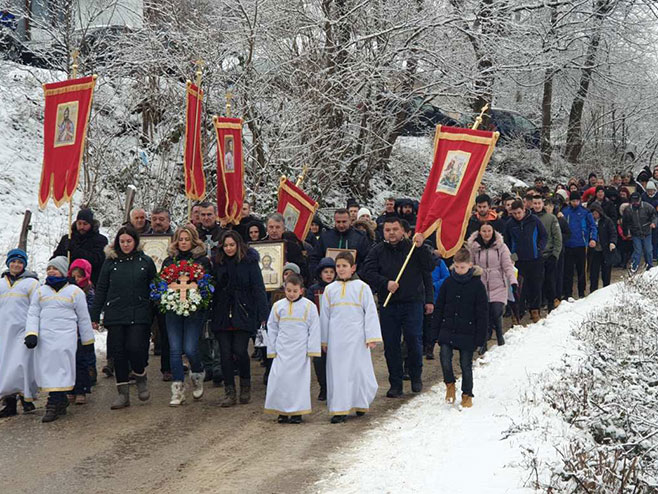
[320,279,382,415]
[265,297,321,416]
[26,283,94,392]
[0,273,40,401]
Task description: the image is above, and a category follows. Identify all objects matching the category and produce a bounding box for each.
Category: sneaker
[289,415,302,424]
[356,411,366,417]
[277,415,289,424]
[330,415,347,424]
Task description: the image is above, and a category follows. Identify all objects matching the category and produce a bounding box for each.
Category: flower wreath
[150,260,214,315]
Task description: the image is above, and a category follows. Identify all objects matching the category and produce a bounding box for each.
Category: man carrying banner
[362,221,434,397]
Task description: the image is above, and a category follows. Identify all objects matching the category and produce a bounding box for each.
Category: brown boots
[461,394,473,408]
[445,382,456,404]
[530,309,540,323]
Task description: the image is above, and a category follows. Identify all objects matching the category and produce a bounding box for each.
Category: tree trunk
[564,0,612,163]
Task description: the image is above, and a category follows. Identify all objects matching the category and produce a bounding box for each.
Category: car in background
[400,97,540,148]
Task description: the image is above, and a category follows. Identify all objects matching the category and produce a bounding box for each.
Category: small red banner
[416,125,499,257]
[39,76,96,209]
[213,116,244,225]
[277,177,319,241]
[183,82,206,200]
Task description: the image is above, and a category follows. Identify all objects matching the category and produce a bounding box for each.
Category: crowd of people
[1,165,656,423]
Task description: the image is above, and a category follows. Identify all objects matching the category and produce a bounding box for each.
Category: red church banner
[416,125,499,257]
[183,82,206,200]
[277,177,319,241]
[213,116,244,225]
[39,76,96,209]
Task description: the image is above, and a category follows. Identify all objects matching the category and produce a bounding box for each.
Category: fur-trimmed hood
[104,241,146,260]
[467,231,505,253]
[448,264,483,277]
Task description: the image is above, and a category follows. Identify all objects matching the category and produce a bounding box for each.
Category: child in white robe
[320,251,382,424]
[0,249,40,417]
[265,274,321,424]
[25,256,95,423]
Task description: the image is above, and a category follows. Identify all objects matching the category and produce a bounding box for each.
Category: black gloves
[24,334,38,349]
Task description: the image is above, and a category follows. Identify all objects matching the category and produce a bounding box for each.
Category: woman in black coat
[211,230,268,407]
[90,226,156,410]
[588,203,618,291]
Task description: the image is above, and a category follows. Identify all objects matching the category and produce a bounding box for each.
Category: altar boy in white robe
[265,273,321,424]
[320,251,382,424]
[25,256,95,423]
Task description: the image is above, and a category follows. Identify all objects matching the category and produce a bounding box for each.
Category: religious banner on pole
[213,116,244,225]
[416,125,499,257]
[277,176,319,241]
[183,81,206,200]
[38,75,97,209]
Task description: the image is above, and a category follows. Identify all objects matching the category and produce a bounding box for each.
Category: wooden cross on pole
[169,273,198,303]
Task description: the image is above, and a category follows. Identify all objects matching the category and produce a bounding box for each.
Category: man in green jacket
[532,195,562,312]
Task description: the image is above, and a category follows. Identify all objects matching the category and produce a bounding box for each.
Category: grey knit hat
[47,256,69,277]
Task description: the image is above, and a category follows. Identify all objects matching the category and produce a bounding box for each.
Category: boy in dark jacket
[304,257,336,401]
[433,248,488,408]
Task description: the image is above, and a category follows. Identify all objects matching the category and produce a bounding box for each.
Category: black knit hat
[76,208,94,224]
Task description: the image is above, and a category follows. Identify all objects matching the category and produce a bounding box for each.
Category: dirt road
[0,270,627,494]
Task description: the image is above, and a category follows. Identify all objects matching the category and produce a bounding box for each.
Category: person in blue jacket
[423,252,449,359]
[561,191,598,299]
[503,199,547,323]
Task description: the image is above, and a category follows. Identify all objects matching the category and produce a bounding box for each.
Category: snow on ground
[0,61,75,272]
[317,284,622,494]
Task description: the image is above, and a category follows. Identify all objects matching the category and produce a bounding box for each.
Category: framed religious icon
[325,248,358,263]
[250,240,286,291]
[141,235,172,272]
[54,102,78,147]
[436,150,471,195]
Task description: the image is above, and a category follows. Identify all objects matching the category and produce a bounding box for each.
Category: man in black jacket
[310,208,370,273]
[362,217,434,397]
[52,208,108,285]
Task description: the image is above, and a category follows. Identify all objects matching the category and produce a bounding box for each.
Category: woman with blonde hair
[161,226,212,406]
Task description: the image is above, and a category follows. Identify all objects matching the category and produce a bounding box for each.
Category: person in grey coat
[622,192,657,272]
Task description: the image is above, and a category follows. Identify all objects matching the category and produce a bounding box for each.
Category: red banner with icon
[183,82,206,200]
[39,76,96,209]
[416,125,499,257]
[213,116,244,225]
[277,177,319,241]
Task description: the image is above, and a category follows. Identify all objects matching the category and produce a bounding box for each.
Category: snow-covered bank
[317,283,625,493]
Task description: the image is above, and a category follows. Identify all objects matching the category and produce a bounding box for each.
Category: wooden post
[18,210,32,251]
[124,185,136,224]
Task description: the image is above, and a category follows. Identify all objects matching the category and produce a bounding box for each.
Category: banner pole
[295,164,308,188]
[188,199,192,221]
[71,50,79,79]
[226,91,232,118]
[383,105,491,308]
[67,49,79,263]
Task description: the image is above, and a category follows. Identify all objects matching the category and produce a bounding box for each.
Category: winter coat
[431,260,450,304]
[641,192,658,211]
[90,244,157,327]
[556,214,571,250]
[362,238,434,305]
[534,210,562,259]
[622,202,657,238]
[197,223,226,259]
[433,266,489,351]
[310,227,371,272]
[210,248,269,334]
[503,210,547,261]
[162,245,212,273]
[594,215,618,265]
[561,205,598,248]
[467,231,517,304]
[52,221,108,284]
[465,210,505,239]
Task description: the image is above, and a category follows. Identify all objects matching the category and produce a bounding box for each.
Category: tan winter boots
[461,394,473,408]
[445,382,456,404]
